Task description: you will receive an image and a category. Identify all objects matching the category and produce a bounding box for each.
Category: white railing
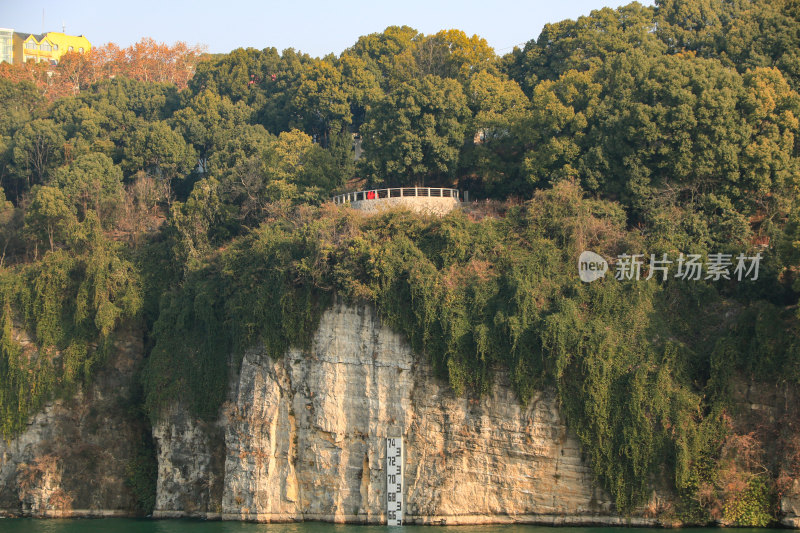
[332,187,464,204]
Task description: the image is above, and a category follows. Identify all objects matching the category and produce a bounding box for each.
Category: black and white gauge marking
[386,437,403,526]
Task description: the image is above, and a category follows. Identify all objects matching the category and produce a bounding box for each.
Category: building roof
[14,32,46,42]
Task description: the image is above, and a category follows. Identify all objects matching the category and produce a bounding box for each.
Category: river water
[0,522,778,533]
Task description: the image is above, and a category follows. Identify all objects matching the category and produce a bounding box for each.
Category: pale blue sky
[1,0,655,58]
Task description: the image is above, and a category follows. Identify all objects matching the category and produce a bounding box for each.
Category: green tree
[275,128,348,192]
[83,77,180,122]
[49,99,112,154]
[210,125,279,226]
[345,26,421,89]
[336,54,382,130]
[655,0,800,89]
[503,3,664,96]
[291,59,352,146]
[52,153,124,226]
[169,177,227,269]
[0,78,41,136]
[739,67,800,225]
[10,119,65,189]
[519,68,602,189]
[172,89,249,171]
[415,29,497,80]
[206,123,276,177]
[123,120,196,201]
[519,50,800,249]
[212,128,346,226]
[254,48,315,134]
[24,185,77,253]
[189,47,289,109]
[360,75,470,186]
[459,71,531,197]
[0,80,42,201]
[0,187,20,268]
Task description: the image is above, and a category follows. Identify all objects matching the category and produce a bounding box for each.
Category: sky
[1,0,655,58]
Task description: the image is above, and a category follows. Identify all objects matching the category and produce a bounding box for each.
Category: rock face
[153,304,636,525]
[5,303,797,525]
[0,327,146,518]
[784,479,800,529]
[726,379,800,528]
[152,406,225,518]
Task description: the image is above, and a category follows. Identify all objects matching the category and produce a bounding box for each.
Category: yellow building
[12,31,91,66]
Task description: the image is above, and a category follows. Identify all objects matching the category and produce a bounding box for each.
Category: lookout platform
[331,187,467,216]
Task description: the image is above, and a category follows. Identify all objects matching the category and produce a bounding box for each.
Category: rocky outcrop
[153,303,640,525]
[727,379,800,528]
[0,327,147,518]
[784,480,800,529]
[152,405,225,518]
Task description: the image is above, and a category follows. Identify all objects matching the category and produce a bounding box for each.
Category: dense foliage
[0,214,141,438]
[2,0,800,522]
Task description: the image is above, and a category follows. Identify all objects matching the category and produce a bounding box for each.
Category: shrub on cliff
[0,214,141,439]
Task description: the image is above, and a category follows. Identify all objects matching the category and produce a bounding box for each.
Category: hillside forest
[2,0,800,523]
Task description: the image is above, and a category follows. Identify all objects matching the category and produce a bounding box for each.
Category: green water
[0,522,778,533]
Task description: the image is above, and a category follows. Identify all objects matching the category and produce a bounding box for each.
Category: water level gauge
[386,437,403,525]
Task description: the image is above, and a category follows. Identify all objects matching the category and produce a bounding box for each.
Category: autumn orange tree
[0,62,75,100]
[94,38,206,88]
[0,38,206,100]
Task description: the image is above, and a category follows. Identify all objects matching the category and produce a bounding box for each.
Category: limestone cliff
[0,327,146,517]
[3,304,799,525]
[153,303,644,525]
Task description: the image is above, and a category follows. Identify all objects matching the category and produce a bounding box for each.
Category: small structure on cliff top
[331,187,467,216]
